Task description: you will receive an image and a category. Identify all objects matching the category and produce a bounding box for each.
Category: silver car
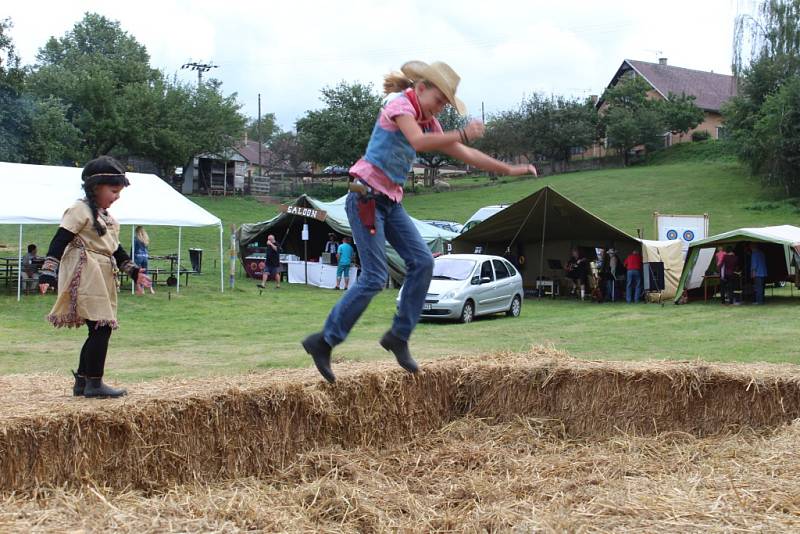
[399,253,524,323]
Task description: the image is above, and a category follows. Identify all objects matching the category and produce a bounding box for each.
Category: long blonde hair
[135,226,150,247]
[383,71,416,94]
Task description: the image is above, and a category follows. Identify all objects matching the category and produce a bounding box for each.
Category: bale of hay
[1,350,799,492]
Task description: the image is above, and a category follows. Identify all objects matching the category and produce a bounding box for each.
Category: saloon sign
[279,204,327,222]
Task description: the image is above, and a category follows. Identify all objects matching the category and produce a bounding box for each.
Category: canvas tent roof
[0,162,221,227]
[675,225,800,302]
[237,194,458,283]
[0,161,224,298]
[452,186,636,248]
[451,186,685,300]
[451,185,640,277]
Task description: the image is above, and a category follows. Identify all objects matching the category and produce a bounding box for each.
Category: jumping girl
[303,60,536,383]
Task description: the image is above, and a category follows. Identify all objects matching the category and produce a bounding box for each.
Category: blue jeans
[753,276,765,304]
[626,270,642,303]
[323,192,434,346]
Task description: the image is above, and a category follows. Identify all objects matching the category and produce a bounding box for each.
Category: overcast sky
[6,0,747,130]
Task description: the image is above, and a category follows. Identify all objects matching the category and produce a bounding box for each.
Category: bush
[691,130,711,142]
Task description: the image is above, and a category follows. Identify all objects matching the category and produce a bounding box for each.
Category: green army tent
[451,186,642,292]
[236,194,458,283]
[675,225,800,303]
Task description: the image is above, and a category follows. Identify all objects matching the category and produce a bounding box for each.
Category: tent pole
[131,226,135,295]
[17,225,23,302]
[177,227,182,293]
[220,224,225,293]
[537,189,548,297]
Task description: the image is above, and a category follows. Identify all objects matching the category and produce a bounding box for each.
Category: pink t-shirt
[349,93,443,202]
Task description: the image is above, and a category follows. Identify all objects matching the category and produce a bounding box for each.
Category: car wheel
[460,301,474,324]
[507,295,521,317]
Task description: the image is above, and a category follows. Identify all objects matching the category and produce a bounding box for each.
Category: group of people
[564,247,644,303]
[714,243,768,305]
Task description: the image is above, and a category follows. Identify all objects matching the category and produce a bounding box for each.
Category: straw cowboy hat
[401,60,467,115]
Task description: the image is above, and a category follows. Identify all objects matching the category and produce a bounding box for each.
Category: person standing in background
[133,226,155,295]
[750,242,767,304]
[258,234,281,289]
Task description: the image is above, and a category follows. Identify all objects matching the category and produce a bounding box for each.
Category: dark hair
[27,244,37,253]
[81,156,129,236]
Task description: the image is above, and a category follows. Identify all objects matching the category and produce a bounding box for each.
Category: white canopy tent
[0,162,224,301]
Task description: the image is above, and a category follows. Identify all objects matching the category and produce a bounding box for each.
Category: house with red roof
[598,58,738,148]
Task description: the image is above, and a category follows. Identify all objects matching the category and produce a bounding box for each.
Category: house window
[570,146,586,156]
[716,126,729,140]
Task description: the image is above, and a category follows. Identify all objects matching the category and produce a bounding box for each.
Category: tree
[658,92,705,139]
[0,17,29,162]
[537,96,598,171]
[475,109,528,163]
[296,81,381,167]
[726,0,800,193]
[26,97,83,164]
[28,13,159,157]
[600,76,665,165]
[245,113,280,144]
[749,76,800,191]
[416,105,467,187]
[23,13,246,177]
[268,131,306,173]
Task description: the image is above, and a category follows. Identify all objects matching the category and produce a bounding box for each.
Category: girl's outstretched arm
[440,141,537,177]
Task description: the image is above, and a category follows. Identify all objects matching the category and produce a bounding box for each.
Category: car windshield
[432,258,476,280]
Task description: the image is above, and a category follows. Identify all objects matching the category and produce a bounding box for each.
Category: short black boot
[83,377,127,398]
[301,332,336,383]
[379,331,419,374]
[72,370,86,397]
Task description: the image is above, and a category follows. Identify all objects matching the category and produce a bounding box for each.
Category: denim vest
[363,95,432,185]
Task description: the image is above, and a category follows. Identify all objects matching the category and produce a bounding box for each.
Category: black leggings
[77,321,112,377]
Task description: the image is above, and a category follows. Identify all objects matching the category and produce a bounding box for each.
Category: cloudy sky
[6,0,747,130]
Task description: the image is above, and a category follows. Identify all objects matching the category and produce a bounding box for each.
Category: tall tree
[268,131,307,173]
[0,17,29,162]
[475,109,528,163]
[25,97,83,164]
[28,13,159,157]
[245,113,280,144]
[296,81,381,167]
[537,95,598,171]
[726,0,800,193]
[600,76,665,165]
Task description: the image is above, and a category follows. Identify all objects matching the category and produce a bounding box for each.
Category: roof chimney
[590,94,598,104]
[658,57,668,65]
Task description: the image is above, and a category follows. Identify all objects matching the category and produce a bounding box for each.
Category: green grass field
[1,142,798,380]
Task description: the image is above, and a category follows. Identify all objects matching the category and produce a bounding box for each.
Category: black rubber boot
[83,377,127,398]
[379,331,419,374]
[301,332,336,383]
[72,370,86,397]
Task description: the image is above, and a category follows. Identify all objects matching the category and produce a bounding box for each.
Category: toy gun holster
[349,180,377,235]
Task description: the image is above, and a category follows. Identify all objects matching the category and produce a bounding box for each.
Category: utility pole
[181,61,218,86]
[257,93,262,178]
[481,101,485,123]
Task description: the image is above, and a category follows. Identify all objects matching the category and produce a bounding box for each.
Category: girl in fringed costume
[38,156,152,398]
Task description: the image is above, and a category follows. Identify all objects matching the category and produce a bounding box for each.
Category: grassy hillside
[404,143,798,239]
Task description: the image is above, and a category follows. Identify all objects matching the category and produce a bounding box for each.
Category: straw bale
[1,416,799,532]
[0,348,799,497]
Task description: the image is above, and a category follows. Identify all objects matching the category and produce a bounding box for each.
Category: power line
[181,61,219,86]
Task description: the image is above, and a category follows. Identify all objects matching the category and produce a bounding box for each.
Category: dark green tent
[452,186,639,290]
